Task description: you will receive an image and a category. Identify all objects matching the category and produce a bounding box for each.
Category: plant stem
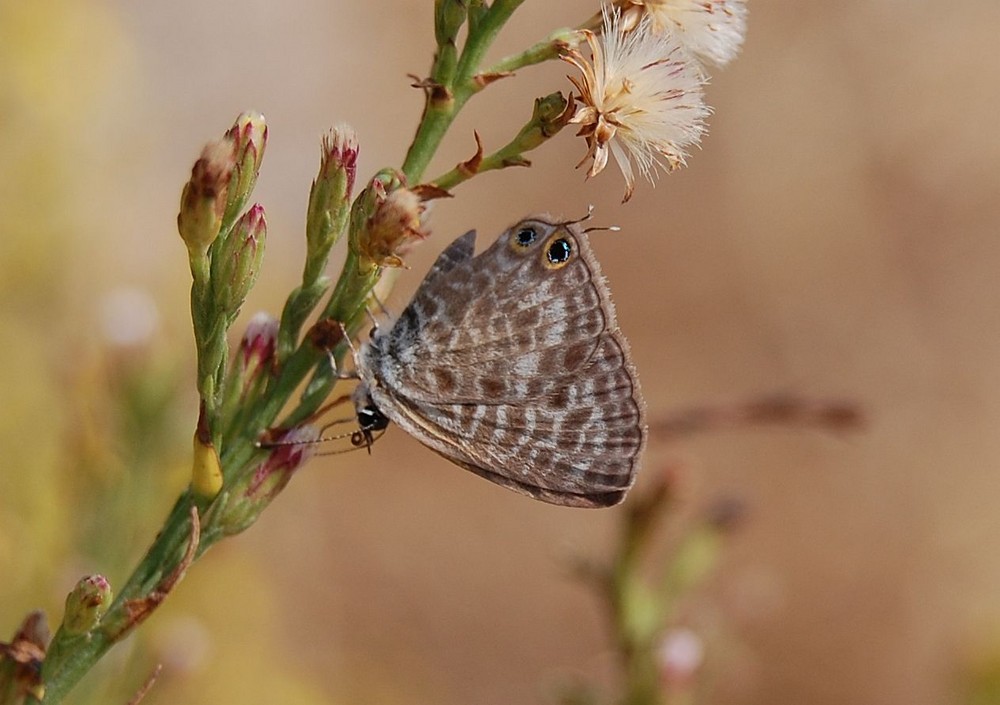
[485,27,572,75]
[35,494,205,705]
[402,0,527,184]
[29,5,549,701]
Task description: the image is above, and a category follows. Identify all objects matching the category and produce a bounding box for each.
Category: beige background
[2,1,999,703]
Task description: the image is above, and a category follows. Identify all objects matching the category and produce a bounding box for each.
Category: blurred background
[2,0,1000,703]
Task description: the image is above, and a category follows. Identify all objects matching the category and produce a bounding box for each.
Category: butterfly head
[350,382,390,451]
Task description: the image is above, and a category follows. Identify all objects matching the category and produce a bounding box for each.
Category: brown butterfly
[352,216,646,507]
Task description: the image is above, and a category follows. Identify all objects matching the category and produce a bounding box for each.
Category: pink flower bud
[658,627,704,689]
[224,111,268,222]
[217,426,319,537]
[239,311,279,371]
[215,204,267,316]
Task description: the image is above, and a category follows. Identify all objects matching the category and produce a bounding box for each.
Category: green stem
[36,494,205,705]
[401,93,455,185]
[31,245,375,700]
[432,141,527,191]
[402,0,527,184]
[282,250,381,427]
[189,251,212,397]
[431,92,570,191]
[608,485,675,705]
[453,0,527,85]
[29,6,563,702]
[485,28,574,75]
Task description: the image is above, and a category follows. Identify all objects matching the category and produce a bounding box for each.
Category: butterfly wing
[378,221,614,404]
[368,329,643,507]
[418,229,476,288]
[359,217,646,507]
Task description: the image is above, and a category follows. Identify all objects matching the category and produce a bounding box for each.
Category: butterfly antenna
[318,416,364,439]
[256,417,357,449]
[559,205,620,234]
[561,204,596,227]
[582,223,620,235]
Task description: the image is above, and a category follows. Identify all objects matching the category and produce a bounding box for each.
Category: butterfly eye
[543,237,573,269]
[513,226,537,248]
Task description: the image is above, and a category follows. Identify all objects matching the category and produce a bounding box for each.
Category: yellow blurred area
[2,1,1000,704]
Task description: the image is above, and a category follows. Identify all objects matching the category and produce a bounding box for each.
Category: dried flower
[0,611,49,701]
[351,170,429,272]
[563,6,708,201]
[618,0,747,68]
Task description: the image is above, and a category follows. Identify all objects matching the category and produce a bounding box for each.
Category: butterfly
[351,215,646,507]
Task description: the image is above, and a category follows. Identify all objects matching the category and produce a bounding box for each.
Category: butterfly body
[354,216,646,507]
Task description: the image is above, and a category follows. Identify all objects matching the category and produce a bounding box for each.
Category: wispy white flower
[563,7,708,202]
[620,0,748,68]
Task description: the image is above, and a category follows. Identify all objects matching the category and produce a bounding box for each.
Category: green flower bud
[223,111,268,228]
[177,138,236,256]
[304,125,358,284]
[62,575,113,636]
[214,204,266,317]
[275,127,359,360]
[531,91,573,138]
[435,0,468,45]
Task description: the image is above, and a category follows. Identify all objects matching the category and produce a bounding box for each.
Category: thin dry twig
[652,393,864,441]
[124,664,162,705]
[110,506,201,639]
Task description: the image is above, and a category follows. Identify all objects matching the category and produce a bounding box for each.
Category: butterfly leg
[364,305,380,339]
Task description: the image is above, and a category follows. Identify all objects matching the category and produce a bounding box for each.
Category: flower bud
[213,204,267,317]
[657,627,704,690]
[531,91,573,139]
[220,311,279,418]
[191,431,223,500]
[240,311,278,372]
[350,169,428,273]
[177,138,236,256]
[223,111,268,227]
[304,125,358,283]
[238,311,278,391]
[62,575,113,636]
[435,0,468,45]
[218,426,319,536]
